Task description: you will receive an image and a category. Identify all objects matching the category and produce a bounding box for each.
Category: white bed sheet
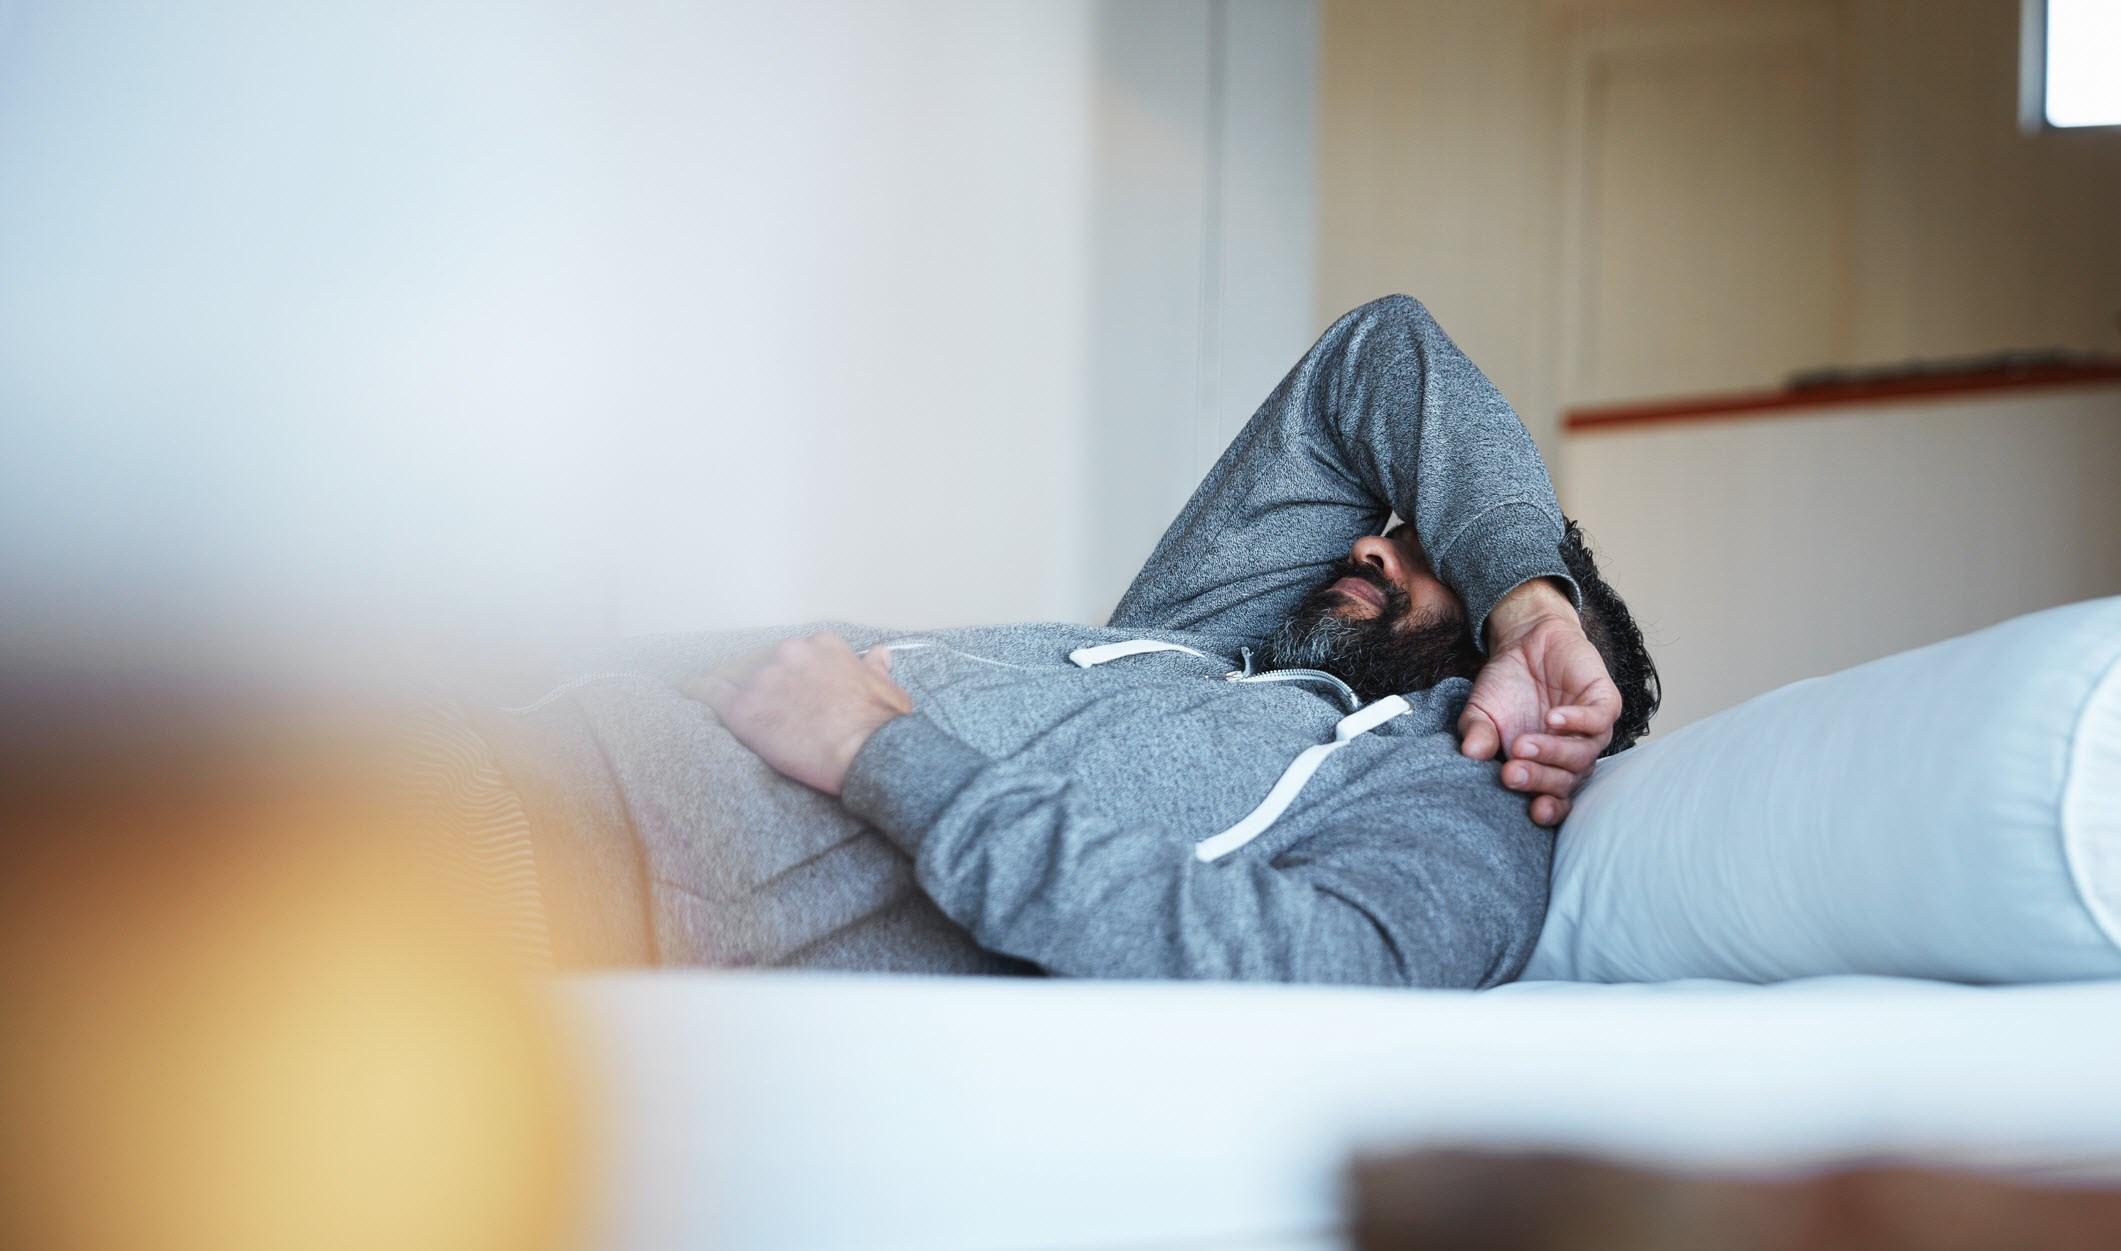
[565,973,2121,1251]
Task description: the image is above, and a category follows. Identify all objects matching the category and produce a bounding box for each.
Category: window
[2024,0,2121,129]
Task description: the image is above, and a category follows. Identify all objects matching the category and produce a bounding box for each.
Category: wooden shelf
[1564,360,2121,433]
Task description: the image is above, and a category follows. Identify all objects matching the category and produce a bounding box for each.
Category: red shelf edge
[1563,363,2121,433]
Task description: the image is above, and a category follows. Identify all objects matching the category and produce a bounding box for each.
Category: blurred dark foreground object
[1352,1152,2121,1251]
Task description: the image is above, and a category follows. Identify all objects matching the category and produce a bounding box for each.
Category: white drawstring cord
[1192,695,1412,863]
[1023,637,1417,863]
[1068,639,1211,668]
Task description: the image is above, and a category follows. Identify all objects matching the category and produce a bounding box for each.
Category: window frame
[2021,0,2121,133]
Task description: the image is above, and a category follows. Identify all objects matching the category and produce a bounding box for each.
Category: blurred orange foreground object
[0,706,593,1251]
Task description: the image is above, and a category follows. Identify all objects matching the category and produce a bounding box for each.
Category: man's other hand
[1457,579,1620,828]
[683,632,911,796]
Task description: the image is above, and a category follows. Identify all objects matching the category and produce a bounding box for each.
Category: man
[472,295,1658,986]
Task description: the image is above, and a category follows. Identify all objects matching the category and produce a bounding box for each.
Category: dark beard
[1263,558,1482,702]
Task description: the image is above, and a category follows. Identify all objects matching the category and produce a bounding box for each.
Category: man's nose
[1349,535,1406,587]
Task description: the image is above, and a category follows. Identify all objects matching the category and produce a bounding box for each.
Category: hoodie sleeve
[841,713,1552,987]
[1108,294,1576,651]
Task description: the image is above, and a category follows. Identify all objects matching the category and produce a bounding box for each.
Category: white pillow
[1526,597,2121,984]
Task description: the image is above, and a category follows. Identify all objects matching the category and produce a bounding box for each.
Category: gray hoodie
[482,295,1579,987]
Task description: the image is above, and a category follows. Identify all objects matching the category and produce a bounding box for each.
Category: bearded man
[456,295,1659,985]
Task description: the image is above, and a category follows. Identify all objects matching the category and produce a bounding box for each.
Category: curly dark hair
[1557,518,1660,754]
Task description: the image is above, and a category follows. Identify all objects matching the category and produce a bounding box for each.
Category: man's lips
[1328,576,1387,613]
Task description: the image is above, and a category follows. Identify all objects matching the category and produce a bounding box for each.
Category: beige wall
[1847,0,2121,364]
[1318,0,1565,456]
[1318,0,2121,464]
[1320,0,2121,727]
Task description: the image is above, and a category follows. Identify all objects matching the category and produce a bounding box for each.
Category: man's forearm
[841,712,1530,986]
[1108,295,1577,644]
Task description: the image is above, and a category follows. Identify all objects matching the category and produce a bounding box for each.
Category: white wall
[1568,383,2121,728]
[0,1,1318,673]
[1082,0,1322,616]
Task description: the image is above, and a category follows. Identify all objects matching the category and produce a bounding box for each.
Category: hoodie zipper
[1222,645,1363,713]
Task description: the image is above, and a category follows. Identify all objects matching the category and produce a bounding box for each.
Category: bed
[566,971,2121,1251]
[569,595,2121,1250]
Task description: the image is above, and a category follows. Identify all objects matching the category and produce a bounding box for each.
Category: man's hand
[682,632,912,796]
[1457,579,1621,827]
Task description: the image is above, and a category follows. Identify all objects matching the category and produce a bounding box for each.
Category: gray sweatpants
[471,634,1032,976]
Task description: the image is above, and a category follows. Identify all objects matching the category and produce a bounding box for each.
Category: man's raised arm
[1109,294,1578,650]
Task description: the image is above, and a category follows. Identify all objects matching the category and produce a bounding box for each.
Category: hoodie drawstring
[1192,695,1412,862]
[1067,639,1211,668]
[1070,641,1413,863]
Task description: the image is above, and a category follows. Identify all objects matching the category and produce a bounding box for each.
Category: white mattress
[565,973,2121,1251]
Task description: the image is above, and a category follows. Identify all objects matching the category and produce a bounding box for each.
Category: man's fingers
[1543,704,1618,737]
[1500,759,1576,800]
[688,634,866,704]
[810,630,856,657]
[681,671,740,712]
[701,643,777,690]
[685,637,813,710]
[1530,794,1571,827]
[1509,733,1598,778]
[1457,709,1501,761]
[866,648,914,714]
